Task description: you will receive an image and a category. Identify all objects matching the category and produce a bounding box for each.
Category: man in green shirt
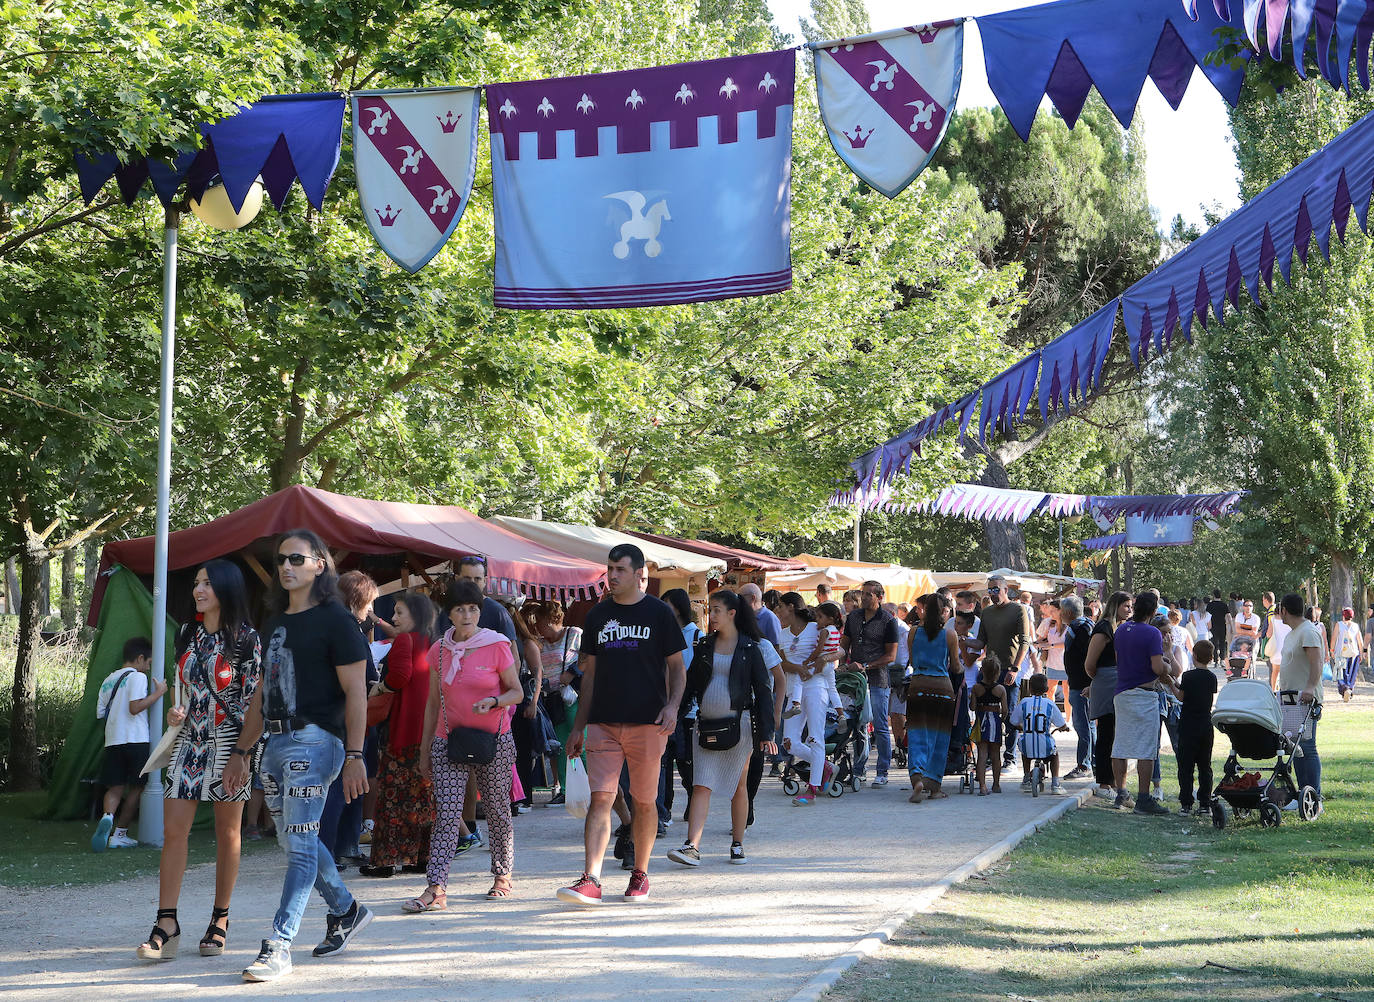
[980,575,1034,768]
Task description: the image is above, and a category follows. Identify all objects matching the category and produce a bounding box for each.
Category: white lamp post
[140,179,262,846]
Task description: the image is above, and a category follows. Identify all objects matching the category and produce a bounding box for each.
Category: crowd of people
[86,533,1339,982]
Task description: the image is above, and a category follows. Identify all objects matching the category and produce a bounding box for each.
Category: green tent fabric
[43,566,177,820]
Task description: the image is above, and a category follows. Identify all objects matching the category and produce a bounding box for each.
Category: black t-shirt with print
[262,600,369,740]
[582,594,688,726]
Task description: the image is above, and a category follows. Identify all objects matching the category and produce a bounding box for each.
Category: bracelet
[230,747,250,758]
[345,752,364,761]
[346,748,364,755]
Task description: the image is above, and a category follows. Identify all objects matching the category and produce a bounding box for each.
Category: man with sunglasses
[225,530,372,982]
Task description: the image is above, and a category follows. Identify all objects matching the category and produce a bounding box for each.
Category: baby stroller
[1226,636,1255,681]
[1210,678,1323,828]
[781,669,867,798]
[944,682,977,794]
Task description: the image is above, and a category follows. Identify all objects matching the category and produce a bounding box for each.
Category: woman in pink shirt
[406,579,522,910]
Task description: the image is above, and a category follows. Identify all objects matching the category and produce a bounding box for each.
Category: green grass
[828,696,1374,1002]
[0,791,276,888]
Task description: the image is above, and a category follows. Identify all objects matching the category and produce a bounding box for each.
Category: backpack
[97,669,135,722]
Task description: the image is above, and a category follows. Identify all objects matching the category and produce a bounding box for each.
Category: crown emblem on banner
[436,109,461,133]
[843,125,873,149]
[374,204,401,226]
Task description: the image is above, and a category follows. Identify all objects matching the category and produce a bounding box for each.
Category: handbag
[438,642,505,766]
[141,671,184,776]
[366,687,394,728]
[697,712,742,752]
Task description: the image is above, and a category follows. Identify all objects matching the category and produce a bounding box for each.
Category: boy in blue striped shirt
[1011,674,1070,794]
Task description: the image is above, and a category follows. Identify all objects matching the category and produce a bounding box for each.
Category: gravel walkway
[0,768,1092,1000]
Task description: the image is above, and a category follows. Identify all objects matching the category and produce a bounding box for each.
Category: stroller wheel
[826,780,844,798]
[1298,786,1323,821]
[1259,801,1282,827]
[850,776,861,792]
[1211,801,1228,830]
[782,778,800,797]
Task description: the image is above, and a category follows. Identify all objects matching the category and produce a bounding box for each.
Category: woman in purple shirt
[1111,591,1173,816]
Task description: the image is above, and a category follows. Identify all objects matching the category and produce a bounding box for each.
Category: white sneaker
[1152,785,1165,802]
[1092,787,1115,799]
[108,833,139,848]
[872,776,889,787]
[1021,778,1033,791]
[1282,801,1300,812]
[1050,780,1065,795]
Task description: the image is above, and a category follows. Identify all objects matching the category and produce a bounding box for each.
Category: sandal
[199,906,229,956]
[401,889,447,913]
[135,908,180,961]
[486,878,513,899]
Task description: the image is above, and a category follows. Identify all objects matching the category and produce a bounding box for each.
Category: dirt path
[0,769,1092,1001]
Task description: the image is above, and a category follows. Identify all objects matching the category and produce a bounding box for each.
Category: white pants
[783,679,828,787]
[820,664,844,710]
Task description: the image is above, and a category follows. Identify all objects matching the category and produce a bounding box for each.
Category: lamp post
[139,180,262,847]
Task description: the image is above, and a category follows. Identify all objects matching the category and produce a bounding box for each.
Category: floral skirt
[368,742,433,867]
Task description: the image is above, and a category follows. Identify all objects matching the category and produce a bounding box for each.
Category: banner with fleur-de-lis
[352,86,481,273]
[487,50,794,309]
[811,22,964,198]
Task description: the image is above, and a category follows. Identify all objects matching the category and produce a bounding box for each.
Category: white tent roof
[489,517,727,576]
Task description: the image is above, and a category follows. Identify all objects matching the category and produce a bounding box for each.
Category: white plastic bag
[564,754,592,820]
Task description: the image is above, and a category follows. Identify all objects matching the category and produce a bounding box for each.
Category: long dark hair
[1105,590,1132,625]
[199,558,252,649]
[662,588,694,627]
[710,589,761,641]
[270,528,341,611]
[921,592,951,641]
[396,591,438,640]
[778,591,816,624]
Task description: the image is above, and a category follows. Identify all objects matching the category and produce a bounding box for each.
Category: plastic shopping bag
[564,754,592,820]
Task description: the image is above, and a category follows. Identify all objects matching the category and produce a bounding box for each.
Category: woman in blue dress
[905,593,961,803]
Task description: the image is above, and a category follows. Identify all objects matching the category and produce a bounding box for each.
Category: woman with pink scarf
[405,579,523,910]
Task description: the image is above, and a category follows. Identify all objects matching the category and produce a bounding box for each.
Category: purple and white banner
[811,21,964,198]
[488,50,794,309]
[1124,514,1195,547]
[352,87,480,273]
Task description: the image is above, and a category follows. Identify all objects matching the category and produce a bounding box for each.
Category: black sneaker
[312,901,373,958]
[612,824,632,861]
[548,791,566,806]
[1133,794,1170,816]
[243,939,292,982]
[729,842,746,865]
[667,842,700,867]
[1113,791,1131,811]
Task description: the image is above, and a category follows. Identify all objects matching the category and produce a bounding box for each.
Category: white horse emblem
[1154,522,1169,538]
[397,146,424,174]
[906,99,935,132]
[366,107,392,135]
[428,186,454,214]
[866,60,899,91]
[604,190,670,259]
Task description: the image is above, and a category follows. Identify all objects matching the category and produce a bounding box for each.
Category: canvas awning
[92,485,607,620]
[489,517,727,576]
[765,555,936,606]
[623,531,805,572]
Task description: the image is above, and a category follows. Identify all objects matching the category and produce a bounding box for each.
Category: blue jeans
[1068,687,1094,770]
[863,686,892,779]
[1295,717,1321,796]
[261,724,355,945]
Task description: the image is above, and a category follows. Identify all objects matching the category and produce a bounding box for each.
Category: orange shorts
[584,723,667,804]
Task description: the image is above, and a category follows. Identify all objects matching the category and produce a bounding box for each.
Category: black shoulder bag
[440,643,502,766]
[696,642,743,751]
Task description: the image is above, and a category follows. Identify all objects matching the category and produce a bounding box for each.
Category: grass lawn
[828,692,1374,1002]
[0,791,277,889]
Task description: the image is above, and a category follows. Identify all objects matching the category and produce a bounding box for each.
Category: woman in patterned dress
[361,591,436,876]
[137,559,262,962]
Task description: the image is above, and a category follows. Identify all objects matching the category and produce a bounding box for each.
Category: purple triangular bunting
[1045,41,1095,127]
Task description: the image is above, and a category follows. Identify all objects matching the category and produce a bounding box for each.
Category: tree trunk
[60,547,77,632]
[978,457,1029,571]
[83,539,99,627]
[8,541,47,790]
[3,557,16,616]
[1109,548,1121,593]
[37,556,50,621]
[1330,551,1355,627]
[1123,546,1135,595]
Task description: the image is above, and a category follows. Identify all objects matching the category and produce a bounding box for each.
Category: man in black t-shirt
[225,530,372,982]
[1059,595,1095,778]
[557,543,686,907]
[1206,590,1231,667]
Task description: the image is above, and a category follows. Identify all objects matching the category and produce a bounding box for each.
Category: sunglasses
[276,552,320,567]
[987,586,1001,593]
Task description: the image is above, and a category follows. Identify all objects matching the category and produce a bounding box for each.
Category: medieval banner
[1124,514,1195,547]
[488,50,794,309]
[352,86,480,273]
[811,21,963,198]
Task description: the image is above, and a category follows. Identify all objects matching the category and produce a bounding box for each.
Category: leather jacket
[684,633,776,744]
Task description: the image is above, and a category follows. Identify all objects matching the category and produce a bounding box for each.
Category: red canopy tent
[624,531,804,587]
[91,485,606,621]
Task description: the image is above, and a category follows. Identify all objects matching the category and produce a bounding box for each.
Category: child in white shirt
[93,637,165,852]
[1010,674,1069,795]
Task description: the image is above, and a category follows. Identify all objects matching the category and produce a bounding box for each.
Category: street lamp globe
[189,178,264,230]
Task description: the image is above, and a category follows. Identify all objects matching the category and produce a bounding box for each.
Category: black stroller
[781,669,868,798]
[944,682,977,794]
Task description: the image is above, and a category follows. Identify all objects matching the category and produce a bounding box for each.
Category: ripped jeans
[261,724,355,945]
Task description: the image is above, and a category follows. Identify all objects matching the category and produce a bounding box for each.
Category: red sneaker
[556,872,602,906]
[624,869,650,902]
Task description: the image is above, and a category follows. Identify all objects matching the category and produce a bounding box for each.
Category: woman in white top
[1036,598,1067,708]
[1332,606,1366,701]
[775,592,830,805]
